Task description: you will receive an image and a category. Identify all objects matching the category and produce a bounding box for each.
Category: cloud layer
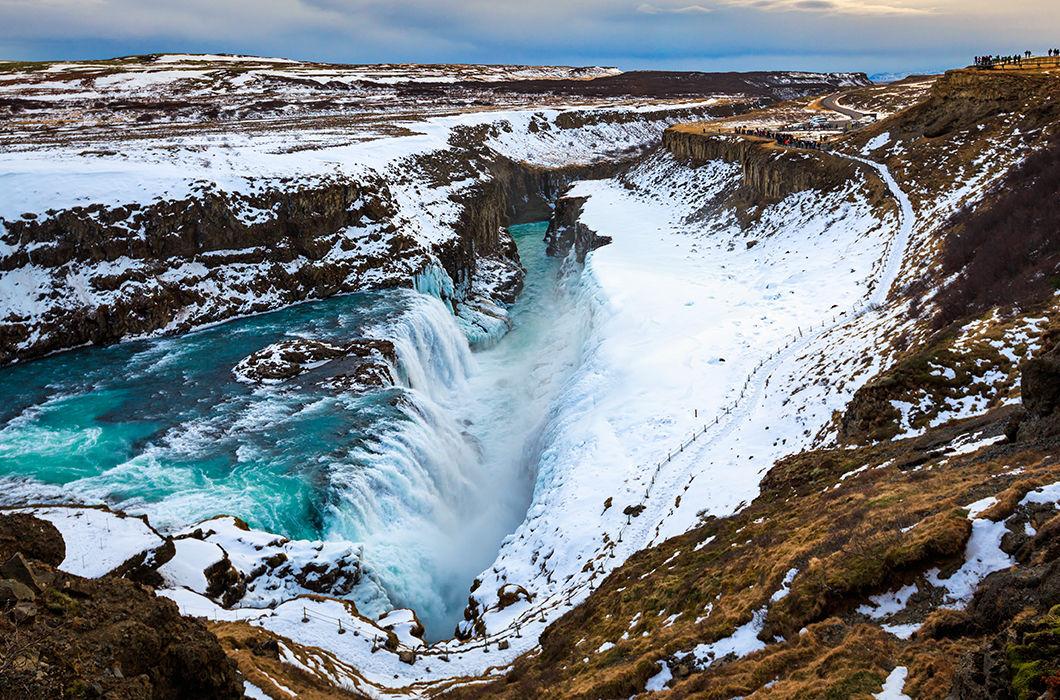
[0,0,1053,73]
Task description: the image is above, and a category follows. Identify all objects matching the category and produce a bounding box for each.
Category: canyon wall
[0,154,615,365]
[661,128,860,203]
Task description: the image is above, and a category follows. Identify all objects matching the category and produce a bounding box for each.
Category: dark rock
[246,637,280,660]
[545,196,611,262]
[496,583,533,610]
[107,538,175,587]
[292,555,362,597]
[2,553,45,593]
[948,503,1060,699]
[623,504,646,518]
[0,513,65,567]
[11,601,36,624]
[1014,349,1060,441]
[0,563,242,700]
[0,579,35,605]
[263,553,287,569]
[661,129,860,204]
[233,338,349,383]
[203,555,246,609]
[1003,408,1027,442]
[398,650,416,665]
[1022,356,1060,417]
[948,638,1014,700]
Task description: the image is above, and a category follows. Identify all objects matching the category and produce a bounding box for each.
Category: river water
[0,221,585,637]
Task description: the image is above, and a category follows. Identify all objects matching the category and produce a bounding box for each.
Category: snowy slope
[461,148,911,641]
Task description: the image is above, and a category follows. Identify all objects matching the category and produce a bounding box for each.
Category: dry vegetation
[838,301,1060,444]
[934,134,1060,327]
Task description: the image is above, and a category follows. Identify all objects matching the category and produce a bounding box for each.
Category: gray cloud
[0,0,1053,73]
[720,0,936,14]
[637,4,713,13]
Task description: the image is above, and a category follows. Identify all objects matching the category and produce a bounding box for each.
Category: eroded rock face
[944,489,1060,700]
[1010,343,1060,442]
[233,337,397,390]
[661,129,860,204]
[176,516,366,609]
[291,555,362,597]
[545,196,611,262]
[0,179,424,367]
[0,514,243,700]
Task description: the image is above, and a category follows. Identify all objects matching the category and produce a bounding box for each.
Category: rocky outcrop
[0,513,243,700]
[234,337,396,392]
[488,155,634,227]
[0,513,65,568]
[448,154,639,295]
[945,499,1060,699]
[1007,341,1060,443]
[661,129,860,203]
[234,339,351,383]
[890,68,1060,141]
[544,196,611,262]
[180,516,366,608]
[0,177,420,366]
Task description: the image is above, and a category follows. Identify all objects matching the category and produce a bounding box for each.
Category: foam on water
[0,222,585,638]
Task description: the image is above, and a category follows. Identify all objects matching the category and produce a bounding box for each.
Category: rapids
[0,222,588,637]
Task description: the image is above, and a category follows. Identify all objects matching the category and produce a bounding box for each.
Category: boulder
[1022,356,1060,417]
[234,337,398,391]
[0,513,65,567]
[1,553,46,593]
[0,579,36,605]
[1013,351,1060,441]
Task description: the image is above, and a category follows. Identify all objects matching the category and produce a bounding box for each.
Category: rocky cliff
[0,177,417,365]
[0,513,244,699]
[661,129,862,204]
[0,135,664,366]
[884,67,1060,141]
[544,196,611,262]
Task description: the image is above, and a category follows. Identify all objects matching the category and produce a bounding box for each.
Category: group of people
[974,53,1027,67]
[732,126,825,151]
[974,50,1059,68]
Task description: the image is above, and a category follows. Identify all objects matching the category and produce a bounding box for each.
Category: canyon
[2,55,1060,700]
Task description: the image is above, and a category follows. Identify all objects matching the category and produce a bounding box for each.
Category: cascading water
[0,222,590,638]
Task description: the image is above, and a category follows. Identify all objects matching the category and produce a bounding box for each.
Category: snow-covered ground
[2,115,931,695]
[0,94,726,366]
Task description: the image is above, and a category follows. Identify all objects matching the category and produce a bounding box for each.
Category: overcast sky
[1,0,1056,75]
